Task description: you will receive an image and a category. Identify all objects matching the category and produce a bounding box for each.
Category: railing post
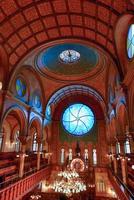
[5,189,10,200]
[0,191,6,200]
[121,157,127,184]
[9,187,13,200]
[37,142,41,170]
[19,136,27,178]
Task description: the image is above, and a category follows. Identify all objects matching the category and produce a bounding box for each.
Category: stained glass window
[127,24,134,59]
[33,132,38,152]
[124,139,131,154]
[93,149,97,165]
[40,143,43,152]
[33,95,41,108]
[15,130,20,152]
[62,103,94,136]
[16,79,26,97]
[0,134,3,151]
[59,50,80,63]
[60,148,65,164]
[116,142,121,154]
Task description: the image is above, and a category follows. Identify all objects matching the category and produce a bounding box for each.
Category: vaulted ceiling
[0,0,134,72]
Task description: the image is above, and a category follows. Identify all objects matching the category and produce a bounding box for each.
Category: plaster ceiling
[0,0,134,71]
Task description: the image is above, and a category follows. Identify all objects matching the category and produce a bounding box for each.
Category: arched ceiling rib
[46,84,106,120]
[46,85,106,120]
[47,84,104,105]
[0,0,134,70]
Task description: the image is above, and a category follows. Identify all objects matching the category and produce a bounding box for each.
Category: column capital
[116,135,126,143]
[109,138,117,145]
[37,137,42,145]
[19,136,27,145]
[128,131,134,141]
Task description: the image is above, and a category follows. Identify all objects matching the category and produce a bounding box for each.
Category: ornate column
[19,136,27,178]
[121,157,127,184]
[49,121,58,165]
[37,139,41,170]
[116,136,127,182]
[113,157,117,174]
[109,141,116,171]
[129,131,134,153]
[111,143,116,154]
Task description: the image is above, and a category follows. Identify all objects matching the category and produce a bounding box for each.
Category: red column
[113,157,117,174]
[37,142,41,170]
[121,158,127,184]
[19,136,27,178]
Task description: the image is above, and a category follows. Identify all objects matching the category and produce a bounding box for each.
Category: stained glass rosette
[62,103,94,136]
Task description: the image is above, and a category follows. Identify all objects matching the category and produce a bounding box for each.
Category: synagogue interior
[0,0,134,200]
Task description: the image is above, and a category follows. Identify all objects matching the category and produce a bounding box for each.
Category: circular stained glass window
[127,24,134,59]
[62,103,95,136]
[33,95,41,108]
[16,79,26,97]
[59,50,80,63]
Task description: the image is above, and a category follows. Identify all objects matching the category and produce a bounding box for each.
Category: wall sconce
[108,152,113,158]
[16,154,29,158]
[88,184,95,188]
[116,154,121,160]
[45,152,52,158]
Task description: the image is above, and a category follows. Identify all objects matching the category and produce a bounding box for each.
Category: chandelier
[57,170,79,179]
[51,170,86,197]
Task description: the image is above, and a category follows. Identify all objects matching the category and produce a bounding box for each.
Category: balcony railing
[0,165,51,200]
[108,169,134,200]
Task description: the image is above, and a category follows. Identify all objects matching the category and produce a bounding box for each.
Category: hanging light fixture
[51,169,86,197]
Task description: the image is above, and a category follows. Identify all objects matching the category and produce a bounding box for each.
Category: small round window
[127,24,134,59]
[59,50,80,64]
[62,103,95,136]
[16,78,26,97]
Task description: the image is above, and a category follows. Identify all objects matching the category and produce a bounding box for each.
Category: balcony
[0,165,51,200]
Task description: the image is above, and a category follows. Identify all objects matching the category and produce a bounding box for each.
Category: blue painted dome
[36,43,99,75]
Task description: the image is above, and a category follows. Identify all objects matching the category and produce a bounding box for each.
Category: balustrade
[0,166,51,200]
[108,170,130,200]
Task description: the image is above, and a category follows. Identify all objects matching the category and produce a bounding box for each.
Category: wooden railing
[126,153,134,194]
[108,170,130,200]
[0,166,51,200]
